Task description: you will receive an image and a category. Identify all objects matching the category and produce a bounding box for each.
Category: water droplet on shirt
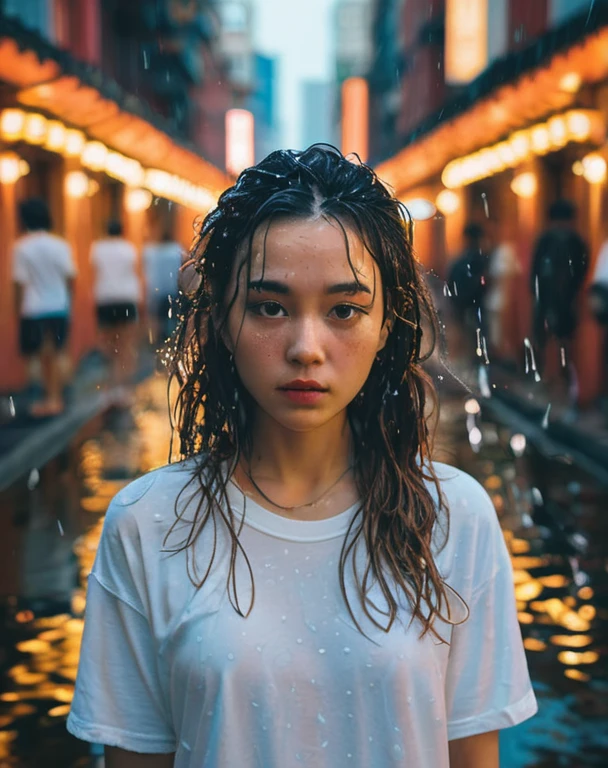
[393,744,403,757]
[369,736,374,742]
[366,662,372,668]
[347,754,353,759]
[317,713,326,724]
[321,740,328,748]
[296,638,303,644]
[407,696,412,705]
[154,513,162,521]
[369,682,375,688]
[281,615,287,622]
[295,568,300,574]
[346,690,352,695]
[318,648,326,654]
[348,713,354,718]
[287,723,292,729]
[393,726,400,733]
[196,636,202,643]
[284,548,289,555]
[256,645,262,652]
[311,678,316,684]
[227,653,234,660]
[343,647,351,654]
[251,701,259,707]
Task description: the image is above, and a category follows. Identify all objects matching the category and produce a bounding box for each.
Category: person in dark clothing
[447,223,489,361]
[530,199,588,405]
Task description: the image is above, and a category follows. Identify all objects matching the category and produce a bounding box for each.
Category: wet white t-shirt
[67,460,537,766]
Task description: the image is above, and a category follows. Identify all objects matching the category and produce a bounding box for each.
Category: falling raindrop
[560,346,567,368]
[481,192,489,218]
[57,520,64,536]
[27,469,40,490]
[8,397,15,417]
[542,403,551,429]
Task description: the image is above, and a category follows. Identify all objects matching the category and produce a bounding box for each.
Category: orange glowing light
[550,634,592,648]
[225,109,255,177]
[445,0,488,85]
[523,638,547,652]
[578,587,594,600]
[538,575,570,588]
[341,77,369,163]
[564,669,590,682]
[511,539,531,554]
[517,612,534,624]
[557,650,599,665]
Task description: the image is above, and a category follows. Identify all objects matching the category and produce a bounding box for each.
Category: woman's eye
[331,304,362,321]
[250,301,286,318]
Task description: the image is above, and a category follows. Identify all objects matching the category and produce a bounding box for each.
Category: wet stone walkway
[0,375,606,766]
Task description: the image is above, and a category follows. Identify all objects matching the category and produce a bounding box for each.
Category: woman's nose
[286,318,325,366]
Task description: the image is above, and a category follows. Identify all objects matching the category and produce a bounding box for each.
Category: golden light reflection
[47,704,71,717]
[578,587,594,600]
[517,612,534,624]
[538,575,570,588]
[578,605,596,621]
[557,650,599,665]
[15,640,51,654]
[530,598,591,632]
[514,580,544,601]
[523,638,547,652]
[550,634,592,648]
[511,539,531,554]
[511,556,549,569]
[512,570,531,585]
[564,669,590,682]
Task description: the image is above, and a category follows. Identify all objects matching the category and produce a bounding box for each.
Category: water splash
[542,403,551,429]
[523,338,541,382]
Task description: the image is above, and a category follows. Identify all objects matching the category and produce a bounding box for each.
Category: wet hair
[107,219,123,236]
[548,199,576,222]
[166,144,460,640]
[19,198,51,231]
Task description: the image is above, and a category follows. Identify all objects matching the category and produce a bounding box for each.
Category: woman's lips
[278,387,327,405]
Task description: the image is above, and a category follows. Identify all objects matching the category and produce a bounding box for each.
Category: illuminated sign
[445,0,488,85]
[226,108,255,177]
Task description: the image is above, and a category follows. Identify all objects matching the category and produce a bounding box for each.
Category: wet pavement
[0,373,606,767]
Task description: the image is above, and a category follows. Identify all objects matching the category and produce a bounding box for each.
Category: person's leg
[31,318,69,416]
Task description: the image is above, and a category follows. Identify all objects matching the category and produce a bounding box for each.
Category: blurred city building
[301,81,338,150]
[336,0,372,159]
[368,0,608,404]
[0,0,247,394]
[247,53,279,162]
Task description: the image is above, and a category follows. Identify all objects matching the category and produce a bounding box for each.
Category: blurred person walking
[143,230,183,345]
[12,198,76,418]
[446,223,489,362]
[91,220,141,400]
[485,231,520,361]
[530,200,588,407]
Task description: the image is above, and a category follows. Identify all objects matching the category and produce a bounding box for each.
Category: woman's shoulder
[104,457,200,535]
[426,461,496,531]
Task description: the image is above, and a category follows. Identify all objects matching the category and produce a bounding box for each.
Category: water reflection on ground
[0,375,606,766]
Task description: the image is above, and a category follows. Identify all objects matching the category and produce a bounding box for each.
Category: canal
[0,373,606,767]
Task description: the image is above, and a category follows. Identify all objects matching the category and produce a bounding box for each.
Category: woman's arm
[105,746,175,768]
[448,730,499,768]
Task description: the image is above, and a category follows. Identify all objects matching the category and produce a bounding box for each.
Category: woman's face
[224,216,389,433]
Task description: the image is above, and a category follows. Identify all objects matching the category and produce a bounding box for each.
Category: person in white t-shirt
[91,220,141,398]
[12,198,76,417]
[68,146,537,768]
[143,231,183,345]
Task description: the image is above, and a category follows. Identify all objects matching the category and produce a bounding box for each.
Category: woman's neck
[239,410,354,512]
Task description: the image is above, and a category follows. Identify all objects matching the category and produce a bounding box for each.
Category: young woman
[67,146,537,767]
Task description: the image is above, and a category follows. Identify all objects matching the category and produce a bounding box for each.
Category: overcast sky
[252,0,335,149]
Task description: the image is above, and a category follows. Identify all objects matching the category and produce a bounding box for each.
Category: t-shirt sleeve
[67,489,175,753]
[444,484,538,741]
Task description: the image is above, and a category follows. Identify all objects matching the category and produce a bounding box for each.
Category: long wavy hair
[166,145,460,640]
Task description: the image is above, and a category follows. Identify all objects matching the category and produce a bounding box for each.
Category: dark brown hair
[166,145,460,640]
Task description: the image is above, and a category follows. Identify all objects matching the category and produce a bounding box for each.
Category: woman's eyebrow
[247,279,371,296]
